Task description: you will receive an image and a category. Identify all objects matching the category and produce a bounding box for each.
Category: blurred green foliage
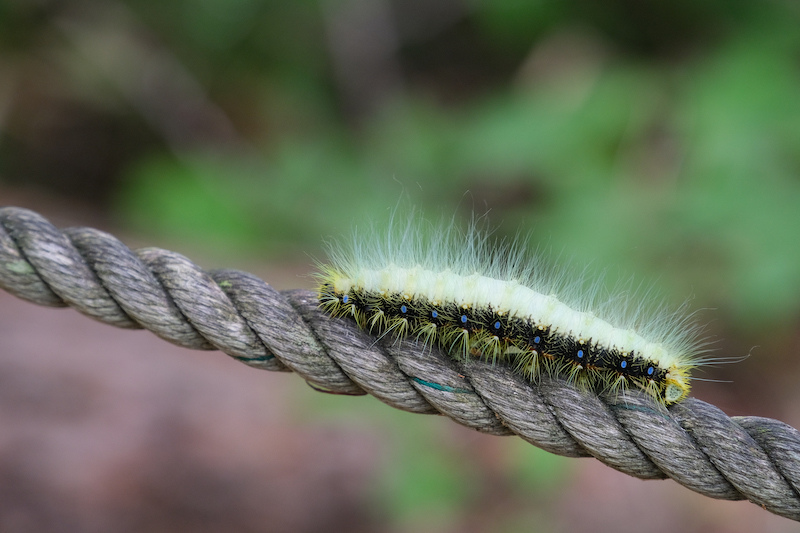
[111,13,800,326]
[2,0,800,529]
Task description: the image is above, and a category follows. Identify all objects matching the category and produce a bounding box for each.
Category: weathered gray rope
[1,205,799,521]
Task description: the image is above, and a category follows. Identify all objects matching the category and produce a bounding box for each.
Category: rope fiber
[1,206,799,521]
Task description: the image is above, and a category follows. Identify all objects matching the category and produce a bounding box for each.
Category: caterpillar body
[317,217,704,405]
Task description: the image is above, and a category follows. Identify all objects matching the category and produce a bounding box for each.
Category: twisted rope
[1,206,799,521]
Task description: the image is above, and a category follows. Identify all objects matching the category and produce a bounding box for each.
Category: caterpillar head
[664,369,691,404]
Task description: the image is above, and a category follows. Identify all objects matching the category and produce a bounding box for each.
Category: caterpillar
[316,215,707,405]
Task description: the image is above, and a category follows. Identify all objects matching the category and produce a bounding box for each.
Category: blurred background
[1,0,800,531]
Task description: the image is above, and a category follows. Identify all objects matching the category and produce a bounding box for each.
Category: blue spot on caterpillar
[316,216,713,405]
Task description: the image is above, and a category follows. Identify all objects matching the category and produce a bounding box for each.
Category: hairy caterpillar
[316,216,707,405]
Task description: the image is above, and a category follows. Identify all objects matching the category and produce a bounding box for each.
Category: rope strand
[2,206,799,521]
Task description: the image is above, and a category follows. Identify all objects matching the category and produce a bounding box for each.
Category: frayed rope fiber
[2,206,800,521]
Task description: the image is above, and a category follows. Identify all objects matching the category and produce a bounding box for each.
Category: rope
[1,205,799,521]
